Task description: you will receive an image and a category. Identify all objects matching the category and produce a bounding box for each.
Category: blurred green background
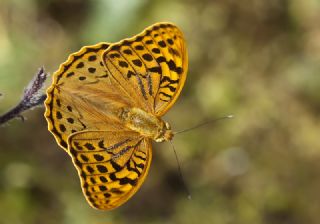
[1,0,320,223]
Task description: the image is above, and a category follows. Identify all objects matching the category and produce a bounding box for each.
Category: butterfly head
[155,121,174,142]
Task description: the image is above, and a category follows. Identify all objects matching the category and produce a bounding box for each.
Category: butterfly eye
[165,122,171,130]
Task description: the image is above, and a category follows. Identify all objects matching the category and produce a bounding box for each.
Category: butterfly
[44,22,188,210]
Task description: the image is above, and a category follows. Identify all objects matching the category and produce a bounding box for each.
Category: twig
[0,67,48,125]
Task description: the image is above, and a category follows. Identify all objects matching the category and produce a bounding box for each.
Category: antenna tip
[227,115,234,119]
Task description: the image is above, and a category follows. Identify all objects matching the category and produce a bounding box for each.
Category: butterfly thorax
[118,107,173,142]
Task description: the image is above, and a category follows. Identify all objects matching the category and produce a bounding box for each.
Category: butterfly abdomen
[118,107,173,142]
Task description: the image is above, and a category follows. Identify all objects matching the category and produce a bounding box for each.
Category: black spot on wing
[119,177,137,186]
[84,143,95,150]
[158,41,166,48]
[56,111,62,119]
[88,67,96,73]
[97,165,108,173]
[76,62,84,68]
[100,176,108,183]
[123,49,133,55]
[67,118,74,124]
[145,40,153,45]
[94,154,104,161]
[99,185,107,191]
[142,53,153,62]
[132,59,143,67]
[80,154,89,162]
[152,48,161,54]
[119,61,129,68]
[135,45,144,50]
[110,160,122,172]
[88,55,97,61]
[59,124,66,132]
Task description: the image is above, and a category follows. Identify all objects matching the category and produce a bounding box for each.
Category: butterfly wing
[68,130,152,210]
[102,22,188,116]
[45,43,142,152]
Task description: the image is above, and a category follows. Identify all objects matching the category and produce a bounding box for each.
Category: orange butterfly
[45,22,188,210]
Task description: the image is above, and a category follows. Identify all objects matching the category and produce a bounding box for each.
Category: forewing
[45,43,136,151]
[68,130,152,210]
[102,22,188,115]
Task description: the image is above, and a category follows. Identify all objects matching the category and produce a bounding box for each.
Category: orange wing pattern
[103,22,188,115]
[68,131,152,210]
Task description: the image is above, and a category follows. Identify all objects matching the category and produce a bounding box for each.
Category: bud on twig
[0,67,48,125]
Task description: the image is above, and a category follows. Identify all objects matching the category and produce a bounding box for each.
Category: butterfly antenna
[174,115,234,135]
[169,140,192,200]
